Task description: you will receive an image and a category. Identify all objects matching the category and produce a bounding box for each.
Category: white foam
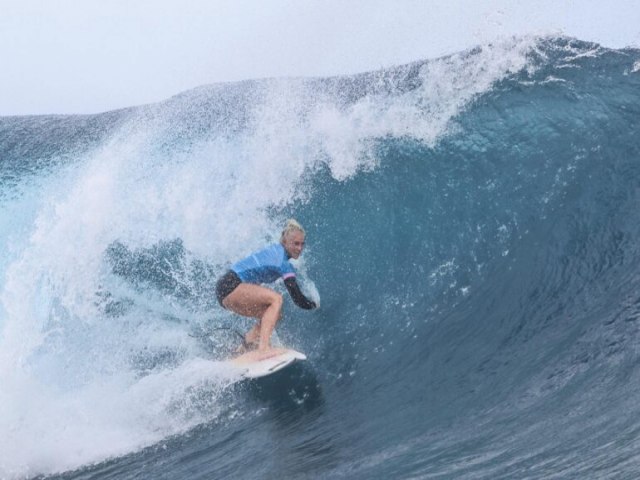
[0,357,239,478]
[308,36,537,180]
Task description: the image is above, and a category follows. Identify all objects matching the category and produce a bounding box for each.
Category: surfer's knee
[260,291,282,322]
[269,291,283,309]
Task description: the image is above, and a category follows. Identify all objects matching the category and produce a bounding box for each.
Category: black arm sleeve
[284,277,317,310]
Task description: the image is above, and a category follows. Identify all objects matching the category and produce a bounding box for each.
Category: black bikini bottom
[215,270,242,307]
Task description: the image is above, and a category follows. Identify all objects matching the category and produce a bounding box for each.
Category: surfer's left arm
[284,277,317,310]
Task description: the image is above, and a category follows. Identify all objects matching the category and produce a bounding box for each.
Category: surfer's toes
[235,339,259,354]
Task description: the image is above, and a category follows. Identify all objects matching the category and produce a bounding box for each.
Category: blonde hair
[280,218,305,242]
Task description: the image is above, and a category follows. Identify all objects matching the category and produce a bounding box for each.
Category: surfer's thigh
[222,283,282,319]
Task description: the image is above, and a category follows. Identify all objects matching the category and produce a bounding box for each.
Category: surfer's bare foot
[254,348,281,361]
[234,338,259,355]
[234,348,278,362]
[232,347,289,363]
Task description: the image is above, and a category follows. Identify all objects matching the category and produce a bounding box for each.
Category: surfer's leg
[244,324,260,349]
[222,283,283,353]
[256,293,282,351]
[244,308,283,347]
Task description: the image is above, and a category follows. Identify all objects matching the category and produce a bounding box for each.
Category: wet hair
[280,219,305,242]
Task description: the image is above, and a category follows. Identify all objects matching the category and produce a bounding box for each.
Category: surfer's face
[283,230,305,259]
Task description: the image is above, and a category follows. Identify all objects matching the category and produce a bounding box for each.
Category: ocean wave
[1,35,640,479]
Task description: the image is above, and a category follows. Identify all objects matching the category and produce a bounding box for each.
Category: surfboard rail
[230,348,307,379]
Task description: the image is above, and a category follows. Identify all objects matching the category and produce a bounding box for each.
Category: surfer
[215,219,317,359]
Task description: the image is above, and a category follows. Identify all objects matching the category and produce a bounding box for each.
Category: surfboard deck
[230,348,307,379]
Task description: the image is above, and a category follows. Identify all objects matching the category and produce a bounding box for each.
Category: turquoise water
[2,37,640,479]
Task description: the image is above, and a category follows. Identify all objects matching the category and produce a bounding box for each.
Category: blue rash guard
[215,243,316,310]
[231,243,296,284]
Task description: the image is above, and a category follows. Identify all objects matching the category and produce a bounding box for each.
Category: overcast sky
[1,0,639,116]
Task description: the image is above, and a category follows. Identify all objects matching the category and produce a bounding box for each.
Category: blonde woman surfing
[215,219,317,360]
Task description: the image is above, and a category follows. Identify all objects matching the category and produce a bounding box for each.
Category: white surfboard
[231,348,307,379]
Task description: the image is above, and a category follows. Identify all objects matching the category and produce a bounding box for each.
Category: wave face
[2,36,640,479]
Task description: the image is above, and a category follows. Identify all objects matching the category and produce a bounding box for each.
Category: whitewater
[1,36,640,479]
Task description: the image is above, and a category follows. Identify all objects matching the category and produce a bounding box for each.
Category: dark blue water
[2,36,640,479]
